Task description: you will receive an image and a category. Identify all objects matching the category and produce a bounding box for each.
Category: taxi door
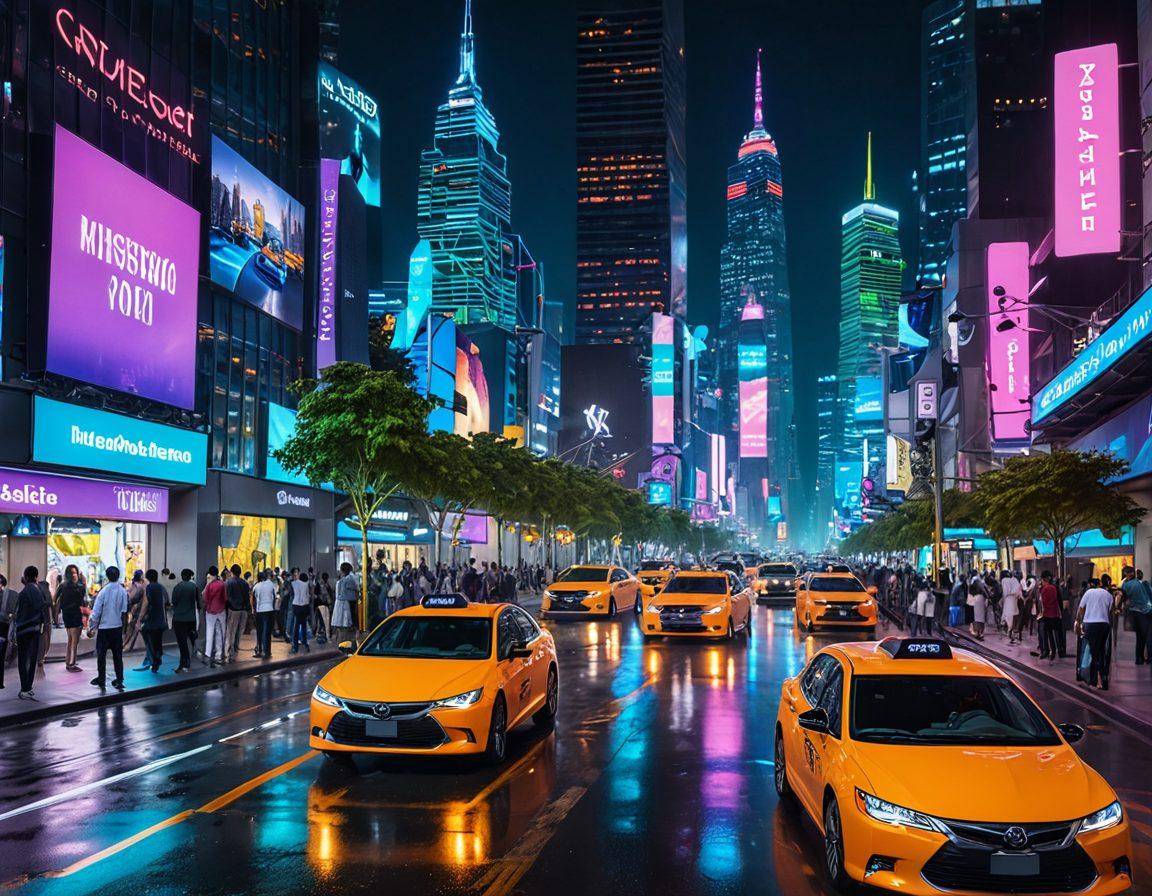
[610,567,637,609]
[497,609,534,727]
[511,606,549,716]
[785,653,838,819]
[729,574,752,631]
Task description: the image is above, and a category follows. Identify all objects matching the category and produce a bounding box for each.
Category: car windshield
[664,576,727,594]
[359,616,492,660]
[851,675,1060,746]
[555,566,609,583]
[808,576,866,593]
[759,564,795,576]
[639,561,670,571]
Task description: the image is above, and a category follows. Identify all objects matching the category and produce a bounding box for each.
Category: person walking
[87,566,128,691]
[461,559,481,603]
[202,566,227,667]
[1036,571,1065,662]
[139,569,169,673]
[967,580,988,641]
[13,567,46,699]
[0,575,18,690]
[314,572,333,643]
[1120,566,1151,665]
[913,578,936,636]
[57,565,87,672]
[1076,578,1115,690]
[251,570,277,658]
[170,569,200,673]
[277,570,296,643]
[1000,570,1023,645]
[290,572,312,653]
[224,565,251,663]
[332,562,359,647]
[124,569,148,667]
[501,566,518,605]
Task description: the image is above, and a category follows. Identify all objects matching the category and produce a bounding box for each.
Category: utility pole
[933,427,944,586]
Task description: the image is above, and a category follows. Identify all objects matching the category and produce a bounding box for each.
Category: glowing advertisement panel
[316,158,339,371]
[1033,283,1152,423]
[647,480,673,506]
[986,242,1031,442]
[318,62,381,207]
[1070,393,1152,483]
[209,136,306,330]
[853,376,882,422]
[651,313,675,445]
[48,128,200,408]
[0,466,167,523]
[1054,44,1120,257]
[447,511,489,545]
[738,343,768,458]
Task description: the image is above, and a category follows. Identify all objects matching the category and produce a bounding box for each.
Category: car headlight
[814,599,828,605]
[861,599,874,607]
[772,579,780,585]
[855,789,938,832]
[1080,801,1123,833]
[432,688,484,709]
[647,604,663,614]
[312,685,342,708]
[543,590,555,600]
[703,604,726,615]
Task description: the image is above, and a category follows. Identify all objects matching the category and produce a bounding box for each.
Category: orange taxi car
[635,559,677,604]
[541,564,640,618]
[795,570,877,632]
[641,569,753,640]
[774,637,1132,894]
[310,594,558,764]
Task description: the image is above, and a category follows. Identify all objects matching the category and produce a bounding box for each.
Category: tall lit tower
[575,0,687,344]
[719,51,793,537]
[417,0,517,328]
[836,133,902,480]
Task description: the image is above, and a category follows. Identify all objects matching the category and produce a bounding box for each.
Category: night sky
[343,0,922,493]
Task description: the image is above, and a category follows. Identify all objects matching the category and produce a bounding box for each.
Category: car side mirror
[1057,722,1085,744]
[337,640,355,656]
[507,640,532,660]
[798,707,831,735]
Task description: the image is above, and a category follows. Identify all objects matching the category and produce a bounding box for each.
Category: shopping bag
[949,605,963,627]
[1076,634,1091,682]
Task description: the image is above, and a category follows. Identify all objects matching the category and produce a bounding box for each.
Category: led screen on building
[209,136,306,330]
[738,343,768,458]
[986,242,1031,442]
[48,127,200,409]
[318,62,381,207]
[651,313,675,445]
[455,330,490,437]
[853,376,883,422]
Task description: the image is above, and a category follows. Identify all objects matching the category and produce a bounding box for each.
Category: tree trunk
[496,516,504,567]
[360,530,371,631]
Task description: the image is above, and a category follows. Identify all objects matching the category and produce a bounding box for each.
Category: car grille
[659,606,707,631]
[325,711,447,749]
[341,700,433,720]
[943,819,1077,851]
[818,602,866,621]
[548,598,591,612]
[922,840,1096,894]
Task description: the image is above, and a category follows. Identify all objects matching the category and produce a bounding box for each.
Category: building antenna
[753,48,764,131]
[457,0,475,85]
[864,131,875,201]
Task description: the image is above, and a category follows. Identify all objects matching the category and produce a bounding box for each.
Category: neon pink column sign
[316,159,339,372]
[986,242,1031,442]
[1054,43,1120,257]
[651,312,675,445]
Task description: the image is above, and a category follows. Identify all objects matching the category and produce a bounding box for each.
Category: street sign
[916,381,938,420]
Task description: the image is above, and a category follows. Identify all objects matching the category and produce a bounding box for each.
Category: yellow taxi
[636,559,677,601]
[541,564,640,617]
[640,569,753,640]
[795,570,878,632]
[310,594,558,764]
[774,637,1132,894]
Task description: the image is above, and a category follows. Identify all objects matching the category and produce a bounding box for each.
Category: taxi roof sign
[877,637,953,660]
[421,593,470,610]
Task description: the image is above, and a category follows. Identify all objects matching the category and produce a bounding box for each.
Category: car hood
[849,740,1114,822]
[547,581,608,592]
[810,591,869,601]
[657,592,727,607]
[319,656,491,703]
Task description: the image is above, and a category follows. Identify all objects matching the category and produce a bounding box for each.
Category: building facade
[575,0,687,343]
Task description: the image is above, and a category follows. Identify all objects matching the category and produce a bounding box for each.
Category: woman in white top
[913,580,937,636]
[999,570,1023,644]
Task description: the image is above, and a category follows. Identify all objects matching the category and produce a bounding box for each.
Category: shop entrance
[219,514,287,573]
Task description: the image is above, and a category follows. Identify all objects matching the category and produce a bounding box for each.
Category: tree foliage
[840,490,980,556]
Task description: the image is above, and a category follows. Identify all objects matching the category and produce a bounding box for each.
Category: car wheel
[823,795,853,892]
[482,694,508,765]
[608,597,617,617]
[533,666,558,728]
[773,728,790,799]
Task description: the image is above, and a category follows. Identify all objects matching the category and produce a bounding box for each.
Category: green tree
[272,363,433,618]
[401,430,484,565]
[976,450,1145,580]
[467,433,537,567]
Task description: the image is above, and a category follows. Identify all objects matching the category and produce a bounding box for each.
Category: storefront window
[46,519,147,596]
[220,513,286,574]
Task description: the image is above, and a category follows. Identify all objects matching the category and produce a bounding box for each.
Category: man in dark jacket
[224,565,252,663]
[14,566,46,699]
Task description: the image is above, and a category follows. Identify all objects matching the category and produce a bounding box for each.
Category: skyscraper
[836,134,902,480]
[719,50,794,531]
[417,0,517,329]
[575,0,687,344]
[815,373,838,545]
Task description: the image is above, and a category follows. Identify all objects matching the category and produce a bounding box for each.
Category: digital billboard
[0,466,167,523]
[651,313,675,445]
[318,62,381,207]
[647,480,673,506]
[209,136,306,330]
[986,242,1031,442]
[1054,44,1120,257]
[853,376,883,422]
[738,302,768,458]
[410,315,457,433]
[447,511,489,545]
[1070,393,1152,483]
[455,330,490,437]
[316,158,340,372]
[48,128,200,409]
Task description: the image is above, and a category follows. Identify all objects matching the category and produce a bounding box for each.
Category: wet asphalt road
[1,606,1150,896]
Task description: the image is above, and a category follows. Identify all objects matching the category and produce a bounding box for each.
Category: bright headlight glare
[704,604,725,615]
[433,688,483,709]
[1080,801,1123,833]
[312,685,341,708]
[647,604,663,614]
[855,789,937,831]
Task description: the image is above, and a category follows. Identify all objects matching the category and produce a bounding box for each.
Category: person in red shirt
[1037,570,1065,662]
[202,566,228,667]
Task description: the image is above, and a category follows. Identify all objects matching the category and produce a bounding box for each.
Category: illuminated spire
[457,0,475,85]
[864,131,875,201]
[753,48,764,131]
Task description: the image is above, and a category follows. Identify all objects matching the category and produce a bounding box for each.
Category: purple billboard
[0,466,168,523]
[316,159,340,372]
[48,127,200,408]
[986,242,1031,443]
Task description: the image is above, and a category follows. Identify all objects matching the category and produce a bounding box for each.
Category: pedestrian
[314,572,333,643]
[251,569,277,658]
[124,569,148,662]
[461,558,481,602]
[1000,570,1022,645]
[139,569,169,673]
[0,575,18,690]
[203,566,227,667]
[87,565,128,691]
[224,564,251,663]
[57,564,87,672]
[170,569,200,673]
[1076,578,1115,690]
[289,572,312,653]
[332,562,359,646]
[967,580,987,641]
[913,578,936,636]
[947,575,966,628]
[13,567,46,699]
[277,570,295,643]
[1119,566,1151,665]
[1035,570,1065,662]
[501,566,518,605]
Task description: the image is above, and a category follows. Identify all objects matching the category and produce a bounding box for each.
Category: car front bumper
[641,608,730,637]
[309,696,494,756]
[541,592,611,616]
[810,603,877,627]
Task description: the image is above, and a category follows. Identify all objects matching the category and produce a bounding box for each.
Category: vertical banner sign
[986,242,1031,442]
[738,326,768,458]
[651,313,675,445]
[1054,44,1120,257]
[709,432,720,504]
[316,159,340,372]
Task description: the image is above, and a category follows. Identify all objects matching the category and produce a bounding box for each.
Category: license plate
[990,853,1039,876]
[366,719,398,738]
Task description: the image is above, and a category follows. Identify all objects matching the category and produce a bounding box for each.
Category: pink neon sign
[1054,44,1120,257]
[986,242,1031,442]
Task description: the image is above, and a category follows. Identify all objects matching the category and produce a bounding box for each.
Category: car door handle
[787,699,797,713]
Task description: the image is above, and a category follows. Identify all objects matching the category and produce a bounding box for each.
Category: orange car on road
[795,571,877,632]
[641,570,753,640]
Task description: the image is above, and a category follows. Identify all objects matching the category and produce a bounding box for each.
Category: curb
[1,649,339,728]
